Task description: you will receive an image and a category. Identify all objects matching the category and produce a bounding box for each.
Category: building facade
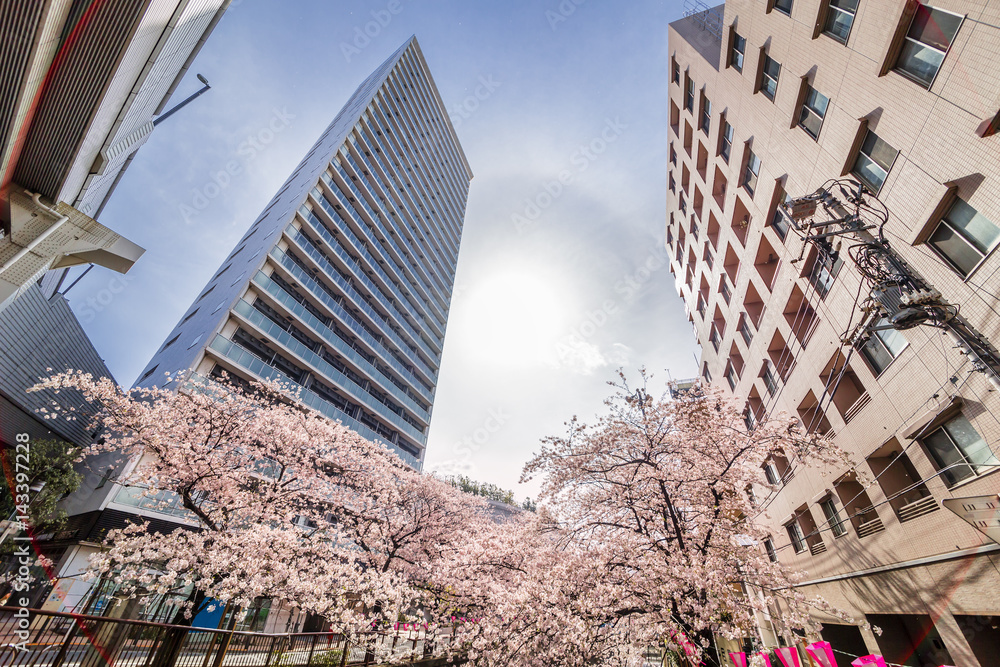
[667,2,1000,665]
[135,35,471,469]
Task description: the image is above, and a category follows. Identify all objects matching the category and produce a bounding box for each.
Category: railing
[0,606,455,667]
[841,393,871,424]
[683,0,723,41]
[856,511,885,538]
[896,495,939,523]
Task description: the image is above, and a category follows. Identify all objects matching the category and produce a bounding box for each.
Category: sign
[942,494,1000,545]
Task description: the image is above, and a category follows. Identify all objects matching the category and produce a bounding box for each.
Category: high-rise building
[136,36,471,471]
[668,2,1000,665]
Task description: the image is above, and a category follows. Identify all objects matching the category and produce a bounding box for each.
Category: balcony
[896,495,939,522]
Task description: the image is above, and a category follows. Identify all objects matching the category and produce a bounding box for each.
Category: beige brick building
[667,2,1000,664]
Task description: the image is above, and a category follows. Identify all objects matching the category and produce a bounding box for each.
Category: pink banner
[775,646,801,667]
[730,653,747,667]
[851,657,886,667]
[756,653,773,667]
[805,641,837,667]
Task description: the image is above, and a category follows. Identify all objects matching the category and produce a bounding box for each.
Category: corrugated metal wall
[0,0,46,172]
[0,282,115,447]
[11,0,149,200]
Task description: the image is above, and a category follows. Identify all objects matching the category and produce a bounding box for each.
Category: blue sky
[66,0,699,498]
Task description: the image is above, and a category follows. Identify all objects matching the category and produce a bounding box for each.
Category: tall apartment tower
[137,37,471,471]
[668,2,1000,665]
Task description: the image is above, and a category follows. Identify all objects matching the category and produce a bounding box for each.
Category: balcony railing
[208,334,423,468]
[897,495,939,523]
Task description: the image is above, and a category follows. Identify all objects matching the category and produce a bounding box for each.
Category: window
[743,150,761,196]
[672,58,680,84]
[764,538,778,562]
[670,143,677,165]
[702,364,712,383]
[669,173,676,193]
[188,334,204,350]
[761,56,781,100]
[679,195,687,215]
[823,0,858,43]
[852,130,898,193]
[785,519,807,553]
[820,497,847,537]
[196,285,216,303]
[858,319,907,375]
[685,76,695,112]
[730,32,746,72]
[138,366,158,383]
[709,325,721,351]
[798,86,829,139]
[922,414,998,487]
[762,362,779,396]
[180,309,199,325]
[162,333,180,350]
[720,121,733,162]
[725,362,739,390]
[927,198,1000,277]
[772,201,791,240]
[763,460,781,485]
[894,5,963,88]
[738,313,753,346]
[808,250,842,298]
[700,95,712,134]
[774,0,793,15]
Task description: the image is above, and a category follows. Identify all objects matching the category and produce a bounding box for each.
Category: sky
[66,0,701,500]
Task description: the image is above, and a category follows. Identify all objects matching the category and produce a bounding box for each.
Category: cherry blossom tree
[30,371,492,656]
[443,371,860,667]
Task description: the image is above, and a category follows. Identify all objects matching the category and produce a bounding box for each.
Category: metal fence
[0,606,444,667]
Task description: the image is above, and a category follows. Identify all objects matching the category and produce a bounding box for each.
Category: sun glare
[456,266,569,368]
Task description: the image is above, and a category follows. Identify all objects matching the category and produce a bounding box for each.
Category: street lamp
[153,73,212,126]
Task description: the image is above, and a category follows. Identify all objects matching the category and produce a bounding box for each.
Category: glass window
[743,150,761,195]
[720,121,734,162]
[786,519,806,553]
[895,5,963,87]
[738,314,753,346]
[808,251,842,298]
[672,58,680,84]
[798,86,830,139]
[731,33,746,72]
[764,460,781,485]
[685,76,695,112]
[923,414,998,487]
[928,198,1000,277]
[763,363,779,396]
[852,130,897,193]
[773,199,791,240]
[726,362,739,390]
[670,143,677,165]
[703,364,712,383]
[669,173,676,193]
[774,0,793,14]
[859,318,908,375]
[823,0,859,43]
[761,56,781,100]
[764,538,778,562]
[820,498,847,537]
[700,96,712,134]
